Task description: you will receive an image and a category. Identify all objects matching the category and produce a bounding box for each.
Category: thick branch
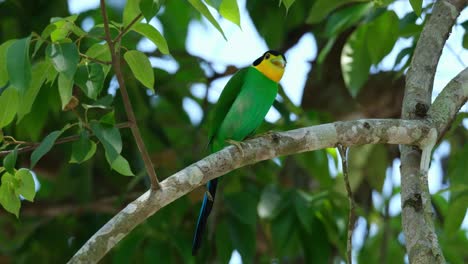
[400,0,466,263]
[99,0,160,189]
[428,67,468,135]
[68,118,431,263]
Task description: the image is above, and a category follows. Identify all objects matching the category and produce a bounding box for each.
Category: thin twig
[0,122,132,157]
[100,0,160,190]
[79,52,112,65]
[338,144,355,264]
[113,14,143,44]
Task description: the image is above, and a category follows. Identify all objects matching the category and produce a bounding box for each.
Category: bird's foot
[225,139,245,156]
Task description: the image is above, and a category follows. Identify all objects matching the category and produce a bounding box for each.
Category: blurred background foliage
[0,0,467,263]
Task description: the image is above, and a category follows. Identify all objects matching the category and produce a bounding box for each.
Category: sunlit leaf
[7,36,32,94]
[187,0,227,40]
[132,23,170,54]
[85,43,111,76]
[0,40,14,87]
[123,50,154,91]
[106,154,134,176]
[123,0,142,26]
[409,0,422,17]
[0,172,20,217]
[0,88,19,128]
[15,168,35,202]
[220,0,241,27]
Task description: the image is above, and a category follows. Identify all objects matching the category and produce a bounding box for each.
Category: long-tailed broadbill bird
[192,50,287,255]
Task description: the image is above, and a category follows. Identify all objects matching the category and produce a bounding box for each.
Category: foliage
[0,0,466,263]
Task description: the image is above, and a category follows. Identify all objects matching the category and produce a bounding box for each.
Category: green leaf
[445,193,468,235]
[366,11,399,64]
[123,50,154,91]
[0,40,14,87]
[0,88,19,128]
[15,168,35,202]
[225,192,257,227]
[90,121,122,164]
[0,172,20,217]
[139,0,161,22]
[294,191,316,234]
[107,154,134,176]
[7,36,32,95]
[324,2,372,37]
[74,63,105,100]
[462,32,468,49]
[220,0,241,27]
[70,131,97,164]
[282,0,296,13]
[17,60,52,122]
[123,0,142,26]
[409,0,422,17]
[271,210,295,255]
[187,0,227,40]
[85,43,111,76]
[30,125,70,168]
[46,43,79,80]
[257,185,282,220]
[100,111,115,126]
[341,25,371,97]
[307,0,367,24]
[50,15,85,42]
[3,146,18,174]
[132,23,170,54]
[58,73,74,110]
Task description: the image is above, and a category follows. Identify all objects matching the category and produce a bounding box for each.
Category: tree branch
[67,58,468,261]
[99,0,160,190]
[68,118,432,263]
[400,0,466,263]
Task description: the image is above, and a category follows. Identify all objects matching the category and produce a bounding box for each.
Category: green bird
[192,50,287,255]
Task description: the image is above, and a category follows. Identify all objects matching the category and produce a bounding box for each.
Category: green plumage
[209,66,279,152]
[192,66,279,255]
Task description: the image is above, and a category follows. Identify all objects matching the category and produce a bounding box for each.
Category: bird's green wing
[208,68,248,148]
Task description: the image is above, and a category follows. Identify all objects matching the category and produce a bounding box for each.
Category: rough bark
[400,0,467,263]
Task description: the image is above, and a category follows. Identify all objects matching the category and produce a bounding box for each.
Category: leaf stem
[0,122,132,157]
[113,13,143,44]
[100,0,160,190]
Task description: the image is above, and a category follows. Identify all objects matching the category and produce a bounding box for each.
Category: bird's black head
[252,50,286,66]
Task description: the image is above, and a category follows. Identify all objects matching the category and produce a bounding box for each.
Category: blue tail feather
[192,178,218,255]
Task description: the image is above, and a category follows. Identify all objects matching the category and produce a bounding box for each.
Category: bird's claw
[225,139,245,156]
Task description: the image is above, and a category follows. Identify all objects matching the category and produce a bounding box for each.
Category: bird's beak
[271,57,286,68]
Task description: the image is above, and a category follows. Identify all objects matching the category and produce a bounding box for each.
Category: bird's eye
[265,53,270,59]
